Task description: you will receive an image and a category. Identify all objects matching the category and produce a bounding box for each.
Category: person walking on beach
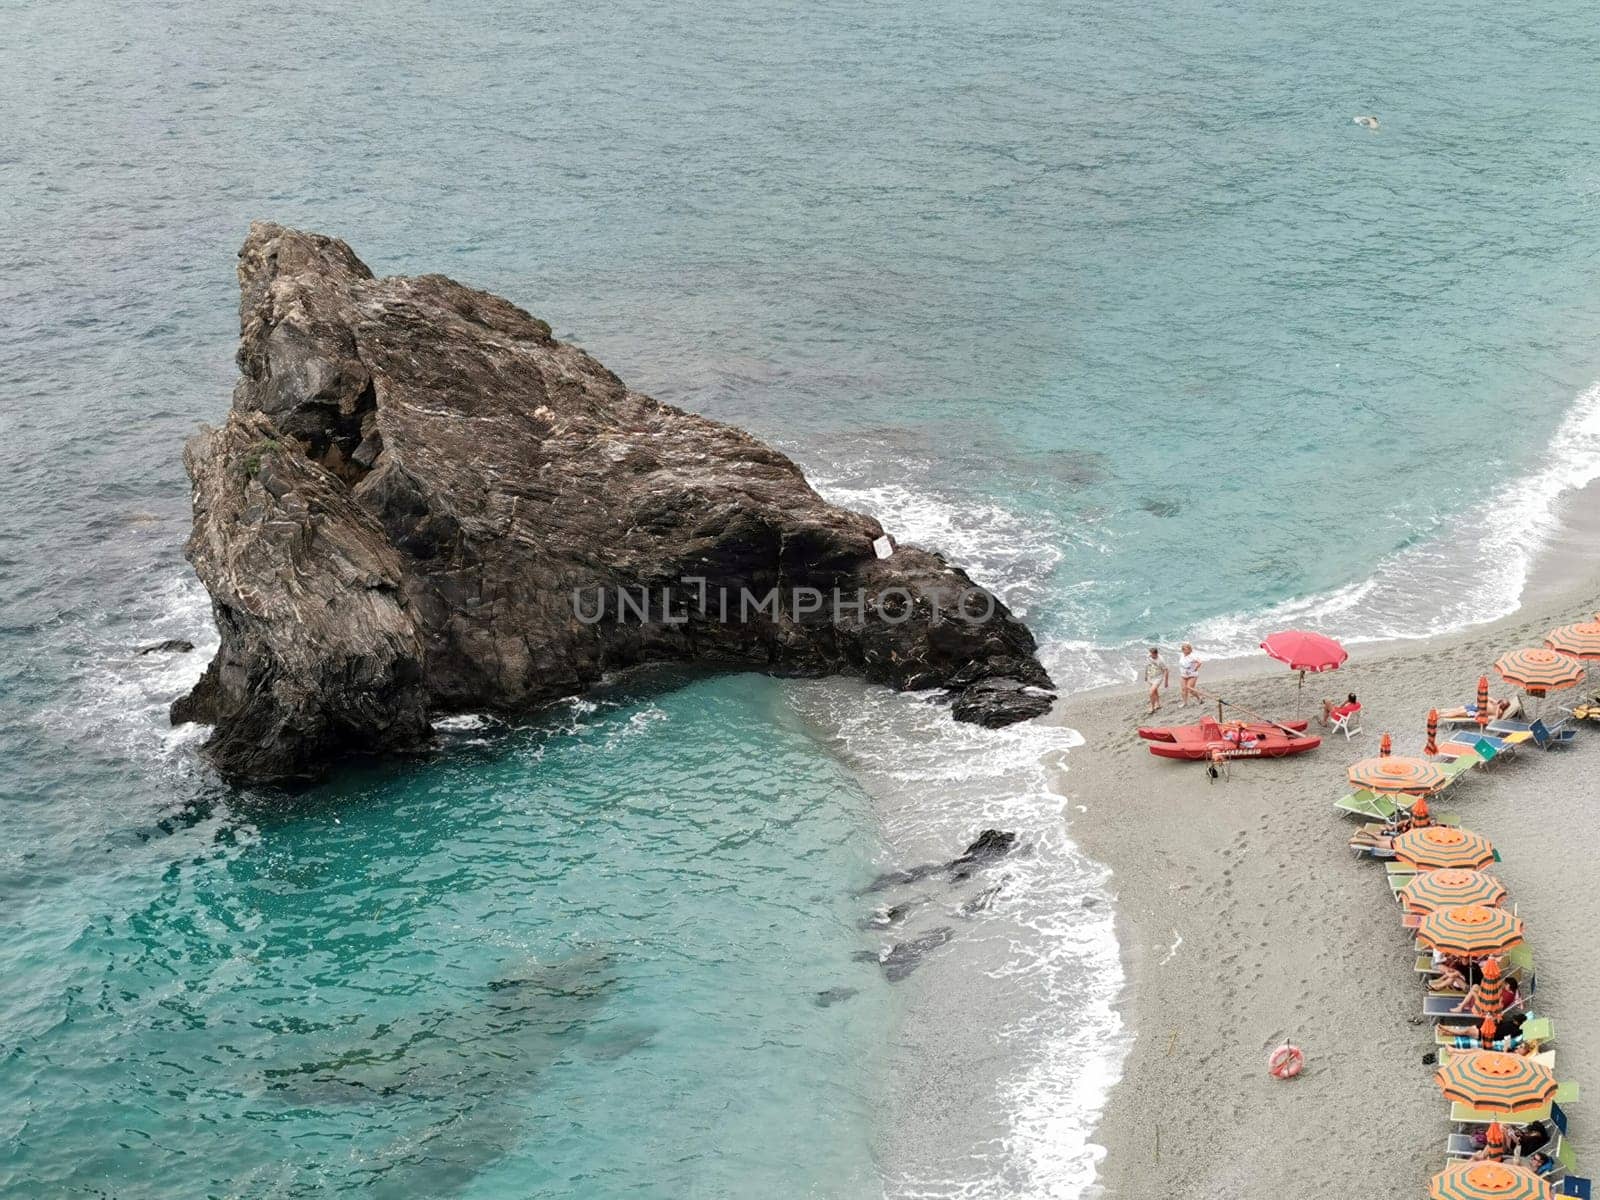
[1143,647,1170,714]
[1178,642,1201,707]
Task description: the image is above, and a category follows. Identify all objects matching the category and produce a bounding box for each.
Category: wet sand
[1062,560,1600,1196]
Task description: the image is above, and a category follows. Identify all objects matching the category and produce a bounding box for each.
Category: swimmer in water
[1354,115,1379,130]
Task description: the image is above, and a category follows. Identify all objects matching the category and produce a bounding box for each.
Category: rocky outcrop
[173,223,1055,783]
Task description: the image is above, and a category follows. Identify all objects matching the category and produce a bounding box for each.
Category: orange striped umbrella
[1425,708,1439,757]
[1435,1051,1557,1116]
[1393,825,1496,871]
[1545,621,1600,661]
[1430,1161,1552,1200]
[1494,648,1585,696]
[1476,675,1491,729]
[1400,869,1506,915]
[1379,731,1392,757]
[1418,905,1524,957]
[1468,960,1508,1019]
[1348,756,1447,795]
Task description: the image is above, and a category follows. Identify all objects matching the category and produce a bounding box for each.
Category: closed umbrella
[1476,676,1491,730]
[1379,731,1392,757]
[1429,1161,1551,1200]
[1435,1051,1557,1116]
[1417,905,1524,958]
[1466,958,1508,1020]
[1425,708,1439,757]
[1393,826,1496,871]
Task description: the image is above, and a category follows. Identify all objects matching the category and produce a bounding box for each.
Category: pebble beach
[1062,505,1600,1197]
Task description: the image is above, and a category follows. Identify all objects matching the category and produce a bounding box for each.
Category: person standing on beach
[1178,642,1201,707]
[1143,647,1170,714]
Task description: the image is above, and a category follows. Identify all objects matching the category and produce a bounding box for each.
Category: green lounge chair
[1335,789,1400,820]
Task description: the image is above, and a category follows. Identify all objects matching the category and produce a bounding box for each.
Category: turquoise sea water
[5,1,1600,1196]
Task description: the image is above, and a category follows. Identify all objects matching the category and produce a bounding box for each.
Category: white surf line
[1159,928,1183,966]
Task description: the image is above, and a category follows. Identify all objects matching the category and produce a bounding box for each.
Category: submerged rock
[172,223,1055,783]
[861,828,1019,893]
[879,927,954,982]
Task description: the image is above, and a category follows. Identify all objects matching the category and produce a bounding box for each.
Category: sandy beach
[1066,531,1600,1196]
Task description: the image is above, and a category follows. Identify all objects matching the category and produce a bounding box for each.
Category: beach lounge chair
[1438,750,1485,777]
[1334,789,1400,821]
[1440,735,1520,764]
[1560,1175,1590,1199]
[1528,719,1577,750]
[1453,1099,1558,1126]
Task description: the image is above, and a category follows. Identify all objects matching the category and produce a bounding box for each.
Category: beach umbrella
[1417,905,1524,958]
[1260,630,1347,715]
[1467,959,1508,1019]
[1494,648,1585,696]
[1400,869,1507,915]
[1435,1051,1557,1117]
[1429,1161,1551,1200]
[1476,676,1491,730]
[1348,756,1446,795]
[1378,731,1392,757]
[1544,621,1600,661]
[1393,826,1496,871]
[1425,708,1439,757]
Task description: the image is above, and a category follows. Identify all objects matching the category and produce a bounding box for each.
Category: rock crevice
[174,223,1056,783]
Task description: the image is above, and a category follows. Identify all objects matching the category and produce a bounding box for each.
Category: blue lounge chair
[1530,718,1577,750]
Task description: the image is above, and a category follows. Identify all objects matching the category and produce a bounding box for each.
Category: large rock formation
[172,223,1055,783]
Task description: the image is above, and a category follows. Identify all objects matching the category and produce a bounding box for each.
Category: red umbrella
[1261,630,1348,715]
[1261,630,1349,672]
[1425,708,1439,757]
[1379,731,1393,757]
[1476,676,1491,730]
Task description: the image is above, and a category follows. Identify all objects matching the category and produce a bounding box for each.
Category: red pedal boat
[1138,717,1321,760]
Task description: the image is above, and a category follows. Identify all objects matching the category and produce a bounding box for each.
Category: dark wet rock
[850,950,881,964]
[862,900,919,929]
[861,828,1019,893]
[172,223,1056,784]
[136,639,195,656]
[815,986,859,1008]
[948,828,1017,880]
[946,674,1055,727]
[880,927,954,982]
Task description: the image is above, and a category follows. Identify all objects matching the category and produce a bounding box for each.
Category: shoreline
[1057,528,1600,1196]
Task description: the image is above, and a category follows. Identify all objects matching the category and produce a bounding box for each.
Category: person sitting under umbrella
[1439,1012,1529,1052]
[1356,798,1435,855]
[1470,1121,1510,1162]
[1437,696,1522,722]
[1452,957,1509,1016]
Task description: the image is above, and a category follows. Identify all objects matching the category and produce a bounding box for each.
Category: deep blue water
[5,0,1600,1196]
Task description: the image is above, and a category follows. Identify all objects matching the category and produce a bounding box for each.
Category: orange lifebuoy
[1267,1044,1304,1080]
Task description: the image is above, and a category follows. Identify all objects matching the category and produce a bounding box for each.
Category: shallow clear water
[5,0,1600,1195]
